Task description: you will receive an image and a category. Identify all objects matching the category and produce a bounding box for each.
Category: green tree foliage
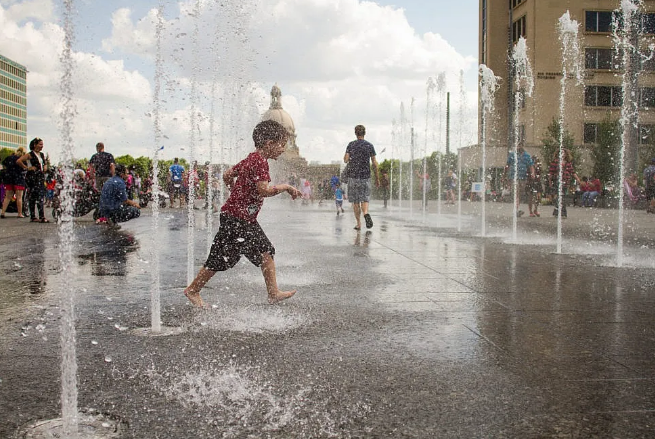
[591,116,621,186]
[0,147,15,163]
[541,118,578,165]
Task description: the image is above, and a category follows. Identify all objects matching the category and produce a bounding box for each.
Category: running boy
[184,120,302,307]
[334,183,345,216]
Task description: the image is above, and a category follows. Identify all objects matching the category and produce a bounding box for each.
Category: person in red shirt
[582,175,602,207]
[184,120,302,307]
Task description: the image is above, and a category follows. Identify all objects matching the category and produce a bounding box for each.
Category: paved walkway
[1,199,654,437]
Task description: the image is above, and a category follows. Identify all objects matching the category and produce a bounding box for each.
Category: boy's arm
[223,166,237,189]
[256,181,301,199]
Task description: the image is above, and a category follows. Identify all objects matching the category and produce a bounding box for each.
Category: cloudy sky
[1,0,478,166]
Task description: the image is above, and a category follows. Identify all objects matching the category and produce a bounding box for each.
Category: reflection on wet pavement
[2,202,655,438]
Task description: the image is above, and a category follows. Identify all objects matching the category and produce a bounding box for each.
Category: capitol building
[261,84,340,189]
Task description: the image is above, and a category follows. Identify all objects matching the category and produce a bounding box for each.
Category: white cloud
[1,0,479,165]
[2,0,53,22]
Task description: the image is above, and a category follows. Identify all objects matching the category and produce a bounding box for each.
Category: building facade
[0,54,27,151]
[261,85,340,192]
[476,0,655,175]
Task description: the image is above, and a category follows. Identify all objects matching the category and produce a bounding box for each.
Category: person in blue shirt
[168,157,185,208]
[334,183,345,216]
[503,143,535,218]
[98,163,141,226]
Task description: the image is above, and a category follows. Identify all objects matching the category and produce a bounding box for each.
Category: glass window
[643,13,655,34]
[584,123,598,144]
[586,11,614,33]
[611,87,623,107]
[585,87,597,106]
[641,87,655,108]
[585,48,614,69]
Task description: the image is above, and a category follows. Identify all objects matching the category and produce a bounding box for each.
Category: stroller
[51,172,100,221]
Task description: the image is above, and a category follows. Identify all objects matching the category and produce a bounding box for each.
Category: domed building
[261,85,340,196]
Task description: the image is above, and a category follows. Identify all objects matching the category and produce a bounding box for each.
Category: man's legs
[260,251,296,304]
[111,205,141,223]
[353,202,362,229]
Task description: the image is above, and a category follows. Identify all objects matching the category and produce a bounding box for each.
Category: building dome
[261,84,297,148]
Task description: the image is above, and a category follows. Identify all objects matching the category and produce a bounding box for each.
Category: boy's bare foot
[268,289,296,305]
[184,288,205,308]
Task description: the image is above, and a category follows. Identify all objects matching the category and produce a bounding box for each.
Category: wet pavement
[1,199,655,438]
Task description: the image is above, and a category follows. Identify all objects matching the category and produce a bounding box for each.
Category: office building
[470,0,655,174]
[0,54,27,151]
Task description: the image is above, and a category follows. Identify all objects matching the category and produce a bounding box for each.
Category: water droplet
[104,356,112,363]
[92,340,98,345]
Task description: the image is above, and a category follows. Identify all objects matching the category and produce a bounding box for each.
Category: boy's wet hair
[115,164,127,175]
[355,125,366,136]
[252,120,288,148]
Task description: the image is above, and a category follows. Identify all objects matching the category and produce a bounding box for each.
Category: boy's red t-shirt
[221,152,270,223]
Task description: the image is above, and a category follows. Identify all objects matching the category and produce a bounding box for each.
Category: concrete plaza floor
[1,198,654,438]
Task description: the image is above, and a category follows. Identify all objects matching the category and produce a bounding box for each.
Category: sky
[0,0,479,166]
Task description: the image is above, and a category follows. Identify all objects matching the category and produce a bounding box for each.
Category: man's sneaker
[96,217,108,224]
[364,213,373,229]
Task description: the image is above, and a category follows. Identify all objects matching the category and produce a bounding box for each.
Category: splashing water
[186,0,201,286]
[478,64,501,237]
[457,70,467,232]
[147,362,371,438]
[423,77,435,216]
[510,37,534,242]
[58,0,79,435]
[555,11,583,254]
[613,0,644,267]
[150,1,165,333]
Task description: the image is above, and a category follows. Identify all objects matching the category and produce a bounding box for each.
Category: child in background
[184,120,302,307]
[335,183,345,216]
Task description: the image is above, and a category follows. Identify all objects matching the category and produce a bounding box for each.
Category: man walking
[344,124,379,230]
[504,142,534,218]
[89,142,115,192]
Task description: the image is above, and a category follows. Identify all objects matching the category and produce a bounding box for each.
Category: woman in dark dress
[17,137,49,222]
[1,146,27,218]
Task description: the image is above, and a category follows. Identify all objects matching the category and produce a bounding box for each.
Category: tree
[0,147,14,163]
[541,118,578,165]
[591,116,621,187]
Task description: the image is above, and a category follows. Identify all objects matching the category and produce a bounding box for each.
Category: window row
[0,117,26,132]
[586,47,655,71]
[586,11,655,34]
[0,75,26,93]
[0,61,26,80]
[584,86,655,108]
[0,103,26,119]
[511,0,525,8]
[512,15,526,43]
[0,89,26,106]
[0,131,27,147]
[584,123,654,145]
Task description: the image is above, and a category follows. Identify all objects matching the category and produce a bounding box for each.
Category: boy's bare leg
[353,203,362,229]
[184,266,215,307]
[361,201,369,216]
[261,252,296,304]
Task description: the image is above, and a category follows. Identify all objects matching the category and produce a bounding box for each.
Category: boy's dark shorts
[204,213,275,271]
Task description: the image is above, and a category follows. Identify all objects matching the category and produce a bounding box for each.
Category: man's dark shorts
[647,185,655,201]
[204,213,275,271]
